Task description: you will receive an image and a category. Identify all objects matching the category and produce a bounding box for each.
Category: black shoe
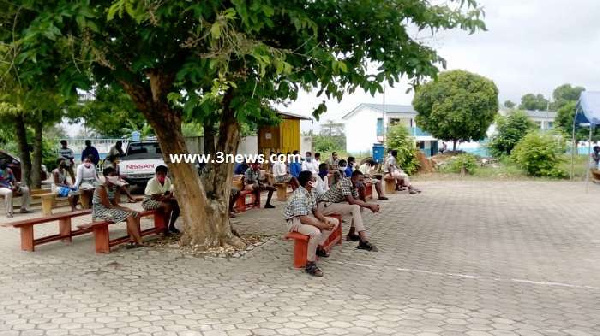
[169,227,181,234]
[357,241,378,252]
[305,262,324,277]
[377,196,389,200]
[347,234,361,241]
[264,204,276,209]
[316,247,330,258]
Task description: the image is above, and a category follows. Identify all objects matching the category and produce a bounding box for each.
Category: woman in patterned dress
[93,167,144,248]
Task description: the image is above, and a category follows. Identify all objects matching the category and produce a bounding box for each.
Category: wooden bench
[35,189,120,216]
[235,189,260,212]
[284,214,343,268]
[77,209,167,253]
[364,181,373,200]
[2,210,93,252]
[383,175,396,194]
[274,182,288,201]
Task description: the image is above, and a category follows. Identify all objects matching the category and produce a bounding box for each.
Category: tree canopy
[550,84,585,111]
[413,70,498,150]
[488,110,535,157]
[519,93,548,111]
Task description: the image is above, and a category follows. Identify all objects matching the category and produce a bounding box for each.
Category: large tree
[550,83,585,111]
[3,0,485,249]
[519,93,548,111]
[413,70,498,150]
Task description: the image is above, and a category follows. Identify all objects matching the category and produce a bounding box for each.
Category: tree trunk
[120,75,244,250]
[31,120,43,188]
[15,113,32,186]
[453,140,457,151]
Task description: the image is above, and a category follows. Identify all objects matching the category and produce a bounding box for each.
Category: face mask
[318,170,328,178]
[106,176,119,183]
[84,163,92,168]
[339,166,347,171]
[157,175,166,183]
[306,157,312,162]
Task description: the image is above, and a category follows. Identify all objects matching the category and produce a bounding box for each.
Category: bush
[447,153,478,175]
[488,110,534,157]
[511,132,567,178]
[385,124,420,175]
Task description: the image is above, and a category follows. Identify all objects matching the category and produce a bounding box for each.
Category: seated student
[301,151,319,176]
[317,170,379,251]
[273,153,299,189]
[344,157,356,177]
[384,150,421,194]
[315,163,330,196]
[75,155,100,207]
[142,165,180,234]
[93,167,144,248]
[52,158,79,211]
[245,162,276,209]
[326,152,340,171]
[359,159,388,200]
[0,159,31,218]
[234,160,250,175]
[289,150,302,178]
[283,170,339,277]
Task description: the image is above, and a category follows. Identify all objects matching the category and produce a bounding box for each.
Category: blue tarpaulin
[575,91,600,125]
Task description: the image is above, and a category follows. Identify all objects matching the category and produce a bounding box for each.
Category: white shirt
[315,175,329,195]
[75,164,99,188]
[301,159,319,175]
[145,176,173,195]
[359,163,376,176]
[273,161,288,177]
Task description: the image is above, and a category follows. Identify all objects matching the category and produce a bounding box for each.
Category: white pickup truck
[119,141,166,185]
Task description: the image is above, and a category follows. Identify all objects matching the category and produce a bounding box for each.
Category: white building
[341,103,437,155]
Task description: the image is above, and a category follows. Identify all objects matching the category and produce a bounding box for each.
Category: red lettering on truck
[125,164,156,170]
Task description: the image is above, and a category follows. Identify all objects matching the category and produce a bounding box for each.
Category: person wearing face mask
[143,165,180,234]
[315,163,330,195]
[75,155,100,208]
[359,159,387,200]
[93,167,144,248]
[283,170,339,277]
[52,158,79,211]
[301,151,319,176]
[0,159,31,218]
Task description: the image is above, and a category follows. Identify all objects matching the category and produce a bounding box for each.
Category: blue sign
[131,131,141,142]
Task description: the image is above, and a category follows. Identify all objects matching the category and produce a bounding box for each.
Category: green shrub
[488,110,535,157]
[447,153,479,175]
[385,124,420,175]
[511,132,567,178]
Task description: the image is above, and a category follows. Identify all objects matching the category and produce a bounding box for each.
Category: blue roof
[575,91,600,126]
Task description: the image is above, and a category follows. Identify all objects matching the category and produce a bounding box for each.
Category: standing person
[81,140,100,166]
[384,150,420,194]
[284,170,339,277]
[93,167,144,248]
[273,153,299,189]
[345,156,356,177]
[52,158,80,211]
[245,162,276,209]
[591,146,600,169]
[317,170,379,251]
[289,150,302,178]
[315,163,330,196]
[326,152,339,170]
[0,159,31,218]
[359,159,388,200]
[301,151,319,176]
[75,155,100,207]
[105,141,125,169]
[58,140,76,182]
[142,165,180,234]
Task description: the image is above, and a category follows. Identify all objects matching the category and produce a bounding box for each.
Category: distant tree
[488,110,535,157]
[555,101,600,141]
[519,93,548,111]
[385,123,420,175]
[550,84,585,111]
[503,100,516,109]
[320,120,345,137]
[413,70,498,150]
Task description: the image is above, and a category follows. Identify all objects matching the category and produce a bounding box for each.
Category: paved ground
[1,181,600,336]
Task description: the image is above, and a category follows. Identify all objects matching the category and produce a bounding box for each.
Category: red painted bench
[2,210,93,252]
[234,189,260,212]
[284,213,343,268]
[77,209,167,253]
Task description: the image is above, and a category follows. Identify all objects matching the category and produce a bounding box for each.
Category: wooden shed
[258,111,312,155]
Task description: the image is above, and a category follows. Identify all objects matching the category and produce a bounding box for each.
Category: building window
[377,118,384,136]
[547,122,553,129]
[389,118,400,126]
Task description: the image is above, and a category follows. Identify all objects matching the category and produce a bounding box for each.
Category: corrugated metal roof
[342,103,416,119]
[277,110,312,120]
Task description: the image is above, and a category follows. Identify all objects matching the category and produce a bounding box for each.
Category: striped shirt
[58,147,74,166]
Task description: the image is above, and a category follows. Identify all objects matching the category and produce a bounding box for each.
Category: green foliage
[503,100,516,109]
[550,84,585,111]
[446,153,478,175]
[385,123,420,175]
[313,135,345,154]
[511,132,567,178]
[413,70,498,146]
[519,93,548,111]
[488,110,535,157]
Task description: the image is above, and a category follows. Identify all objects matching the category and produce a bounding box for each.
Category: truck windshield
[123,142,163,160]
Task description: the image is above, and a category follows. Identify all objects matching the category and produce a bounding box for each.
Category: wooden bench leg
[293,239,308,268]
[154,210,167,233]
[92,223,110,253]
[41,197,54,216]
[59,218,72,244]
[80,192,92,209]
[19,225,35,252]
[276,183,288,201]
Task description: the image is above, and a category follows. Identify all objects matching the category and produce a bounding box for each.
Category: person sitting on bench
[273,153,299,190]
[75,155,100,206]
[384,149,421,194]
[0,159,31,218]
[142,165,180,234]
[284,170,338,277]
[245,162,276,209]
[315,163,330,196]
[317,170,379,251]
[52,158,79,211]
[93,167,144,248]
[359,159,388,200]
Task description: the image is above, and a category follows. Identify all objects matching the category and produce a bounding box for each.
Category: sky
[285,0,600,133]
[65,0,600,137]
